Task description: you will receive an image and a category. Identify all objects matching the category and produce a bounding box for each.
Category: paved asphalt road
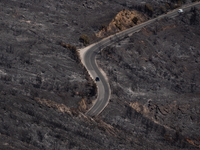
[84,2,200,117]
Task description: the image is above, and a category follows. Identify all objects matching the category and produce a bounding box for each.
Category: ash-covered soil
[0,0,160,110]
[97,8,200,149]
[0,0,200,149]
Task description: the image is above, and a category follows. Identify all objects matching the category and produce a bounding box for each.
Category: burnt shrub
[70,107,79,116]
[165,3,170,9]
[145,4,154,17]
[16,49,32,65]
[160,6,167,14]
[132,17,139,24]
[100,24,107,31]
[79,34,90,46]
[60,43,79,63]
[171,0,186,4]
[190,7,200,25]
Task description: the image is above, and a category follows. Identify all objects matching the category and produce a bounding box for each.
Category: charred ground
[97,7,200,149]
[0,0,200,149]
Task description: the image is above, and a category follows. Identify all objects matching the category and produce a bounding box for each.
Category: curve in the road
[79,2,200,117]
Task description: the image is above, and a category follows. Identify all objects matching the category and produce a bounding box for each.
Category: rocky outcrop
[1,0,200,149]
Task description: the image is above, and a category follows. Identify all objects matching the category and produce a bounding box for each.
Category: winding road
[79,2,200,117]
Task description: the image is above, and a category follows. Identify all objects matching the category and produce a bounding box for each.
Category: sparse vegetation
[79,34,90,46]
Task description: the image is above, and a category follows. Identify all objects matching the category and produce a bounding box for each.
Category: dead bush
[171,0,186,4]
[79,34,90,46]
[100,24,107,31]
[145,4,154,16]
[132,17,139,24]
[160,6,166,14]
[60,42,79,63]
[165,3,170,9]
[70,107,79,116]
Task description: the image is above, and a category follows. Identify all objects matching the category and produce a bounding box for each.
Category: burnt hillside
[0,0,199,149]
[97,7,200,149]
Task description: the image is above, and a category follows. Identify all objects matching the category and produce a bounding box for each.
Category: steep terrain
[0,0,160,112]
[0,0,200,149]
[97,7,200,149]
